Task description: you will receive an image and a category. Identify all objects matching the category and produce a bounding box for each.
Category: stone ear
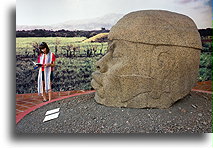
[150,46,176,79]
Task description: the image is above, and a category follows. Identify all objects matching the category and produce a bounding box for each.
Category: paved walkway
[16,80,212,124]
[16,90,85,115]
[191,80,212,94]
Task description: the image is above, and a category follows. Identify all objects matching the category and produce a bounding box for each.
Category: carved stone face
[92,40,145,107]
[91,10,202,108]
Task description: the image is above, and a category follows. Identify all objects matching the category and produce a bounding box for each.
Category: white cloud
[172,0,212,28]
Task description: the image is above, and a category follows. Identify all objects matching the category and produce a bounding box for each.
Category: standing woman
[37,42,56,102]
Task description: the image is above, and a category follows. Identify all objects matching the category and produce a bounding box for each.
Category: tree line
[16,28,109,38]
[198,28,212,37]
[16,28,212,38]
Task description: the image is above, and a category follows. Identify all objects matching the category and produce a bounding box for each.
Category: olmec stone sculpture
[91,10,202,109]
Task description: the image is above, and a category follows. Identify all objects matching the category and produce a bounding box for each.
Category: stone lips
[108,10,202,50]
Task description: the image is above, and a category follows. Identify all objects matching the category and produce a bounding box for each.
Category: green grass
[16,37,108,56]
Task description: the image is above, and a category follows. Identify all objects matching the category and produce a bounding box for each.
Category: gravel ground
[16,91,212,133]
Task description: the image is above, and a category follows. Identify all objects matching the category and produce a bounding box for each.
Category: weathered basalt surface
[91,10,202,108]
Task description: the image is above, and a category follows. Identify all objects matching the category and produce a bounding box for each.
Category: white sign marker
[45,108,60,116]
[43,108,60,122]
[43,112,60,122]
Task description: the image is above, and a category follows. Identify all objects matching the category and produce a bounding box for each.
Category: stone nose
[95,53,110,73]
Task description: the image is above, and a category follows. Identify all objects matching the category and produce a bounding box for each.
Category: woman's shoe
[43,99,48,102]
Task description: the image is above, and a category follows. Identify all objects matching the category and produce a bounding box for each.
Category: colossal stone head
[91,10,202,108]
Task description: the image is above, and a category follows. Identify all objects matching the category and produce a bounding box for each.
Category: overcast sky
[16,0,212,29]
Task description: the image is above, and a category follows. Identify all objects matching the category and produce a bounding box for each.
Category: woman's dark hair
[39,42,50,54]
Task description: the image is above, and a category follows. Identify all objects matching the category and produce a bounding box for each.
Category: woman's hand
[44,62,55,67]
[44,63,52,67]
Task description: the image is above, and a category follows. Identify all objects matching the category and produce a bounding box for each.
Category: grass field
[16,37,107,94]
[16,37,212,94]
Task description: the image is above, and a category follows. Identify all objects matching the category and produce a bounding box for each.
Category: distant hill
[82,33,109,43]
[16,13,124,31]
